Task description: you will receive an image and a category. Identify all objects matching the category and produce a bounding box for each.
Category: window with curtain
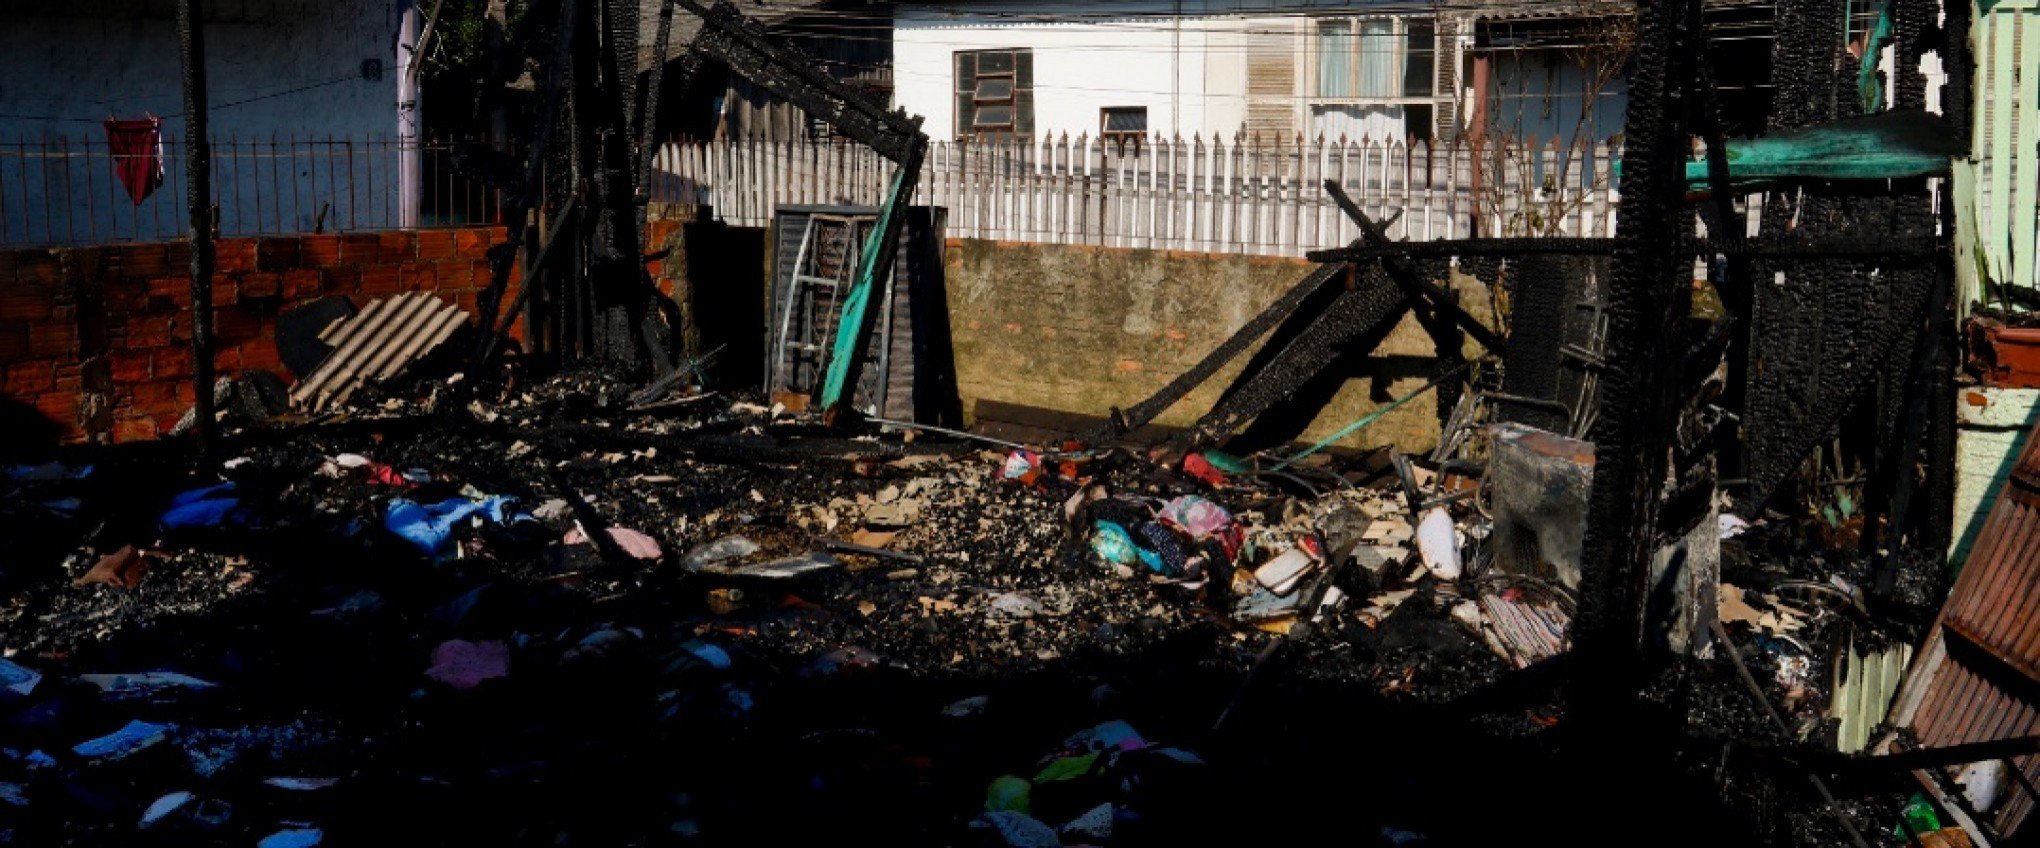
[1356,19,1397,98]
[1313,16,1436,100]
[1309,15,1445,141]
[1317,20,1355,97]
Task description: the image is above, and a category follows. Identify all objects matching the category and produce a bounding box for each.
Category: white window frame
[1306,14,1439,108]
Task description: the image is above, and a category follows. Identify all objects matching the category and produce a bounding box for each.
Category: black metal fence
[0,133,505,249]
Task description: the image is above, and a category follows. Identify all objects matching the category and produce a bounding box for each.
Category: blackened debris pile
[0,371,1952,845]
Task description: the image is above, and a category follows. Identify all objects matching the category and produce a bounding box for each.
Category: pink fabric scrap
[563,526,664,560]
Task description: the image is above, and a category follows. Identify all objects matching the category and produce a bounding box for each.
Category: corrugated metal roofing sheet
[1890,415,2040,836]
[1833,637,1913,754]
[288,293,467,413]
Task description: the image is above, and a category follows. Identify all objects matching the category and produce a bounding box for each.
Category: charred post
[176,0,216,459]
[1570,0,1702,681]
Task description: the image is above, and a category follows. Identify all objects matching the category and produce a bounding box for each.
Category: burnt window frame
[954,48,1035,140]
[1100,106,1148,151]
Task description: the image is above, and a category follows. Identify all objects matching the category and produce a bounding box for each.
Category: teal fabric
[820,165,913,410]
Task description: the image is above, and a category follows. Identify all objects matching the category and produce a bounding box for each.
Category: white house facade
[894,0,1477,144]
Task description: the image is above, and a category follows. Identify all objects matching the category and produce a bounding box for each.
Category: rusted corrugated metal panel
[1891,415,2040,836]
[288,292,467,413]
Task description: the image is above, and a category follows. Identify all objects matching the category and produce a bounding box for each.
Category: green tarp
[1682,110,1958,188]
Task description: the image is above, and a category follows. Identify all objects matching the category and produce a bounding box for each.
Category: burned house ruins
[0,0,2037,844]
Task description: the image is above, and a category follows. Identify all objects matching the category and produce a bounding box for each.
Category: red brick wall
[644,218,683,294]
[0,226,512,444]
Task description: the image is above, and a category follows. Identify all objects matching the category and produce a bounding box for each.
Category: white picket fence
[649,134,1624,255]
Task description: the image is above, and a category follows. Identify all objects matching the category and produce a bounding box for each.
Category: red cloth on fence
[103,117,165,206]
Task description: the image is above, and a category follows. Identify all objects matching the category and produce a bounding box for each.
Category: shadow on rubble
[0,397,65,466]
[16,565,1839,844]
[0,427,1893,847]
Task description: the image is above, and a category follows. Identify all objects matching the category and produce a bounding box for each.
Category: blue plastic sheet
[1089,521,1139,566]
[680,640,732,671]
[7,462,93,481]
[169,482,236,507]
[385,496,523,556]
[161,482,246,530]
[72,719,173,760]
[1091,520,1170,573]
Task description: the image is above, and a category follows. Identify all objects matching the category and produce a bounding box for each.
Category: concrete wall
[1953,386,2040,565]
[0,0,399,244]
[942,237,1490,452]
[0,225,510,445]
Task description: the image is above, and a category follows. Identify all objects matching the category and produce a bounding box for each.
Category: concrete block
[1486,421,1717,656]
[1488,422,1595,589]
[1648,498,1719,657]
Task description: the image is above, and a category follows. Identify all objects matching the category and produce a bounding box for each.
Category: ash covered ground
[0,372,1928,846]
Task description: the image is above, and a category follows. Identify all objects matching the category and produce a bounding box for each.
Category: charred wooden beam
[1170,266,1414,452]
[635,0,689,232]
[1743,736,2040,776]
[1571,0,1703,685]
[1321,181,1506,353]
[1712,622,1876,847]
[471,0,580,367]
[177,0,217,459]
[583,0,661,368]
[476,198,581,365]
[668,0,928,422]
[676,0,924,165]
[1077,258,1351,446]
[1739,0,1950,514]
